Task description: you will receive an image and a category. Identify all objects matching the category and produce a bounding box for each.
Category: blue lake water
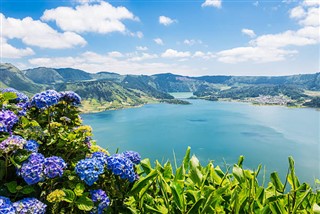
[82,94,320,184]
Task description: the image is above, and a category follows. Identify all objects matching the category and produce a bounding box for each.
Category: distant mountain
[0,63,43,93]
[25,67,93,84]
[24,67,64,84]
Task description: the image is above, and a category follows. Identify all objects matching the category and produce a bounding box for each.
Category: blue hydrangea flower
[97,197,110,214]
[59,91,81,105]
[24,140,39,153]
[107,154,137,183]
[2,88,29,103]
[13,198,46,214]
[90,189,107,202]
[0,196,15,214]
[0,110,18,133]
[75,158,104,186]
[89,190,110,214]
[19,153,45,185]
[91,152,108,165]
[43,156,67,179]
[122,151,141,165]
[30,90,61,109]
[16,102,30,117]
[0,135,26,154]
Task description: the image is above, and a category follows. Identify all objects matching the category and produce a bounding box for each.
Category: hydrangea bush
[0,88,141,213]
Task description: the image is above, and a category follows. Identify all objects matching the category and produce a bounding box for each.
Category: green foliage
[126,147,320,213]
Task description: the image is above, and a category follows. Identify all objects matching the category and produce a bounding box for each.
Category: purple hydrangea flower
[122,151,141,165]
[2,88,29,103]
[19,153,45,185]
[13,198,46,214]
[107,154,137,182]
[90,189,107,202]
[0,110,19,133]
[30,90,61,109]
[91,152,108,165]
[16,102,30,117]
[84,136,92,148]
[75,158,104,186]
[43,156,67,179]
[59,91,81,105]
[0,196,15,214]
[23,140,39,153]
[0,135,26,154]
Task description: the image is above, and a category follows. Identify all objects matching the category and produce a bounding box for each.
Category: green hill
[0,63,43,93]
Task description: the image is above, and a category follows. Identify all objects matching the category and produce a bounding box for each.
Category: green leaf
[232,164,245,184]
[140,158,152,175]
[74,183,85,196]
[237,155,244,167]
[182,146,191,172]
[187,198,205,214]
[189,155,203,187]
[62,189,76,203]
[313,203,320,214]
[170,181,185,212]
[129,169,158,195]
[21,186,35,194]
[5,181,17,193]
[13,150,31,164]
[76,196,94,211]
[270,172,284,193]
[3,92,17,101]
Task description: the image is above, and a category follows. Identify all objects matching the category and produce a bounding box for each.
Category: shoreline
[80,95,319,114]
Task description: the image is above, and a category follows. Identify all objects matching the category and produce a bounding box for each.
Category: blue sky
[1,0,319,76]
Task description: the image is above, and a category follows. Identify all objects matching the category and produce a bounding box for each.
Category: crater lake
[82,93,320,184]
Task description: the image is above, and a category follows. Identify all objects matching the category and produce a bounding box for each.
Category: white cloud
[290,6,306,19]
[128,53,158,61]
[201,0,222,8]
[0,13,86,49]
[161,49,191,58]
[299,7,320,26]
[217,47,297,63]
[303,0,320,6]
[253,1,259,7]
[216,2,320,64]
[136,46,148,51]
[1,37,35,58]
[107,51,124,58]
[129,31,144,38]
[154,38,164,45]
[28,51,189,75]
[159,16,177,26]
[193,51,216,59]
[183,39,203,46]
[41,2,138,34]
[241,28,256,38]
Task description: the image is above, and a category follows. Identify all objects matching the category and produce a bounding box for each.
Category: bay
[82,93,320,184]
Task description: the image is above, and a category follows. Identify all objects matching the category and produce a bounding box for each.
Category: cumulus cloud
[159,16,177,26]
[154,38,164,45]
[201,0,222,8]
[128,53,158,61]
[216,2,319,63]
[41,1,138,34]
[136,46,148,51]
[1,37,35,58]
[161,49,191,58]
[241,28,256,38]
[0,13,86,49]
